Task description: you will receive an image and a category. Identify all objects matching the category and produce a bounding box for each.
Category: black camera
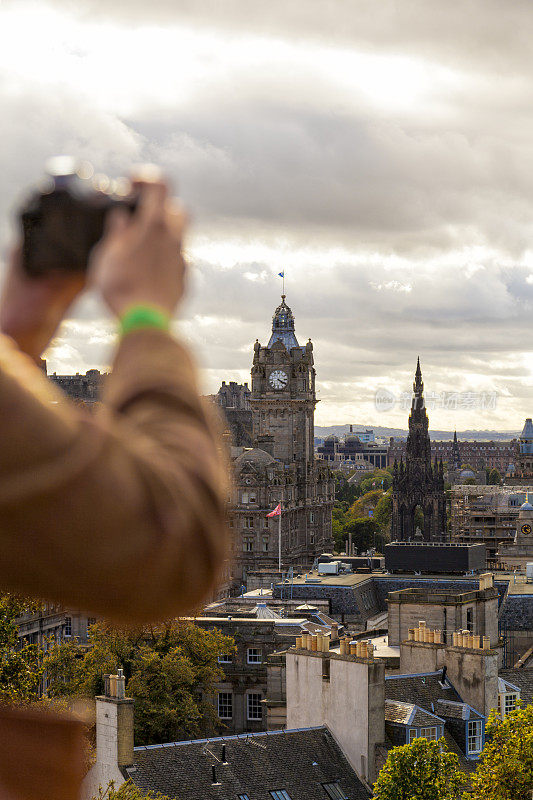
[19,157,138,276]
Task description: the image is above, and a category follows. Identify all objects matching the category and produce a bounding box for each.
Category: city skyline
[1,1,532,428]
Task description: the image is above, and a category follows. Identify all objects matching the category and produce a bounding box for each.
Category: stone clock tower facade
[228,295,334,587]
[497,499,533,570]
[251,295,315,468]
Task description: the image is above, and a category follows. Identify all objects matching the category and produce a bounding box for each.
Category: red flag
[267,503,281,517]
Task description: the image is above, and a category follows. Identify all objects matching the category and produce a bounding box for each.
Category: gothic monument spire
[391,359,447,542]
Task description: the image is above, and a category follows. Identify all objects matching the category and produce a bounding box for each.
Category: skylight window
[270,791,292,800]
[323,782,348,799]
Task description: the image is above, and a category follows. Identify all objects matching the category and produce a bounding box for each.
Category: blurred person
[0,175,229,800]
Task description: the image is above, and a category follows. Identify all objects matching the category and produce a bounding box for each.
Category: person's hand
[89,177,187,318]
[0,246,86,362]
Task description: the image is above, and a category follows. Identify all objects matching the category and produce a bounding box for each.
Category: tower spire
[413,356,423,394]
[452,429,461,469]
[412,356,425,411]
[267,295,299,350]
[392,357,447,543]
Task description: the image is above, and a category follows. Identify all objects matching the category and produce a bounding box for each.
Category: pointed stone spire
[452,429,461,469]
[414,356,423,392]
[267,295,299,350]
[412,356,425,411]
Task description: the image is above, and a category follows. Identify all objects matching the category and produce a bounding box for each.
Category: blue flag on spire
[278,272,284,278]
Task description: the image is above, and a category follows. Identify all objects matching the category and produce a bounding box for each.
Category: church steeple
[267,295,299,350]
[391,357,447,542]
[452,430,461,469]
[406,358,431,471]
[413,356,424,398]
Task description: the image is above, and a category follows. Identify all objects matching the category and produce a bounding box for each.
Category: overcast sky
[1,0,533,430]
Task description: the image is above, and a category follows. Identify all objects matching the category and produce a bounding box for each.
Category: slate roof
[125,726,371,800]
[500,668,533,705]
[385,700,444,727]
[385,699,413,724]
[385,672,463,712]
[436,700,483,721]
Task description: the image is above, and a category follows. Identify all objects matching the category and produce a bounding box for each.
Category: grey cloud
[127,98,533,260]
[42,252,533,426]
[0,76,143,250]
[35,1,533,76]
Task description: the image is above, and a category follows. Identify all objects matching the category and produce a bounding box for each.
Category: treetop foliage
[373,737,463,800]
[468,705,533,800]
[92,780,173,800]
[44,619,234,746]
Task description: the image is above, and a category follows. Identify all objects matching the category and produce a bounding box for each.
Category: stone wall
[273,579,380,623]
[445,646,499,717]
[286,649,384,783]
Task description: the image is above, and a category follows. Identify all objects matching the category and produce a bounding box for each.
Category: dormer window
[467,720,483,754]
[408,726,439,743]
[498,691,518,718]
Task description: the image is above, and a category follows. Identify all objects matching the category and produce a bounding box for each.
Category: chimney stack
[84,671,135,798]
[92,670,134,785]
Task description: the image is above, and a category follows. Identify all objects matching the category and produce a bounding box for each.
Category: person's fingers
[137,181,168,230]
[8,243,23,270]
[165,201,188,240]
[104,207,130,237]
[130,164,165,186]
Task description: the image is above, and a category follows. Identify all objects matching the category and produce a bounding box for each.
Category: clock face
[269,369,288,390]
[522,524,532,535]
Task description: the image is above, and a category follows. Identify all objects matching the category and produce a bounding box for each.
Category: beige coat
[0,329,229,799]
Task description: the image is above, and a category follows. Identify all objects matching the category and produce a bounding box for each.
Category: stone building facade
[497,499,533,570]
[48,368,105,403]
[449,485,532,561]
[194,616,306,736]
[387,580,499,649]
[212,382,253,448]
[16,605,96,647]
[229,296,334,587]
[391,359,447,541]
[388,436,518,474]
[506,418,533,484]
[317,427,388,470]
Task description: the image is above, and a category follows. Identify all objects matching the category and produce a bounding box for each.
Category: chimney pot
[222,745,227,764]
[212,765,217,784]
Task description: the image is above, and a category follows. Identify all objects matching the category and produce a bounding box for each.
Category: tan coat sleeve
[0,330,229,624]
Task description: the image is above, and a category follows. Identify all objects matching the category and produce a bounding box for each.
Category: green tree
[349,489,383,518]
[360,469,393,494]
[0,594,44,704]
[93,780,173,800]
[374,491,392,539]
[45,620,233,746]
[373,737,463,800]
[488,468,502,485]
[468,705,533,800]
[333,472,361,505]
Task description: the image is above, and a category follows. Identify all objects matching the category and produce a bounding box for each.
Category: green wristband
[119,305,170,337]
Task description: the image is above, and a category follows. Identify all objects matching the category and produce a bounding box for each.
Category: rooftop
[499,669,533,704]
[126,726,371,800]
[385,672,465,713]
[277,569,533,596]
[385,699,444,727]
[267,295,301,351]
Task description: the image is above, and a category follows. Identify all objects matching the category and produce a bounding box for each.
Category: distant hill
[314,425,520,442]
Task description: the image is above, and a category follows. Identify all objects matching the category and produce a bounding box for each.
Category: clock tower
[497,498,533,570]
[251,295,315,467]
[227,292,333,587]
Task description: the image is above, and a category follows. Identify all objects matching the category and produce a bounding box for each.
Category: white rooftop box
[318,561,340,575]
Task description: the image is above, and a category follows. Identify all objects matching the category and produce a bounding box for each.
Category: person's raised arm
[0,175,229,624]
